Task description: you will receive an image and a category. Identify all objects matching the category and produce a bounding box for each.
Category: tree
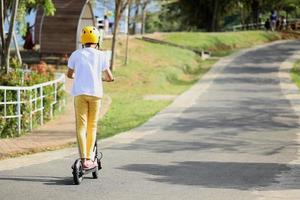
[0,0,19,73]
[140,0,152,34]
[157,0,232,31]
[0,0,55,74]
[132,0,140,34]
[110,0,132,70]
[131,0,154,34]
[155,0,300,32]
[211,0,218,31]
[124,0,132,65]
[148,1,182,32]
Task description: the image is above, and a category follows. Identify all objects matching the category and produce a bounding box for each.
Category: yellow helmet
[80,26,100,44]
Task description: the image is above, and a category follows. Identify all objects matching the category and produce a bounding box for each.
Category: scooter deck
[82,166,98,174]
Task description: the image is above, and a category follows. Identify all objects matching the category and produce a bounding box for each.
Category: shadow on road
[120,161,300,190]
[0,175,74,186]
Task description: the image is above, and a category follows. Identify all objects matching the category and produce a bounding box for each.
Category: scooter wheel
[97,158,102,170]
[73,160,83,185]
[92,169,98,179]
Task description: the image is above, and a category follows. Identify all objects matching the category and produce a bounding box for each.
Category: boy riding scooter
[67,26,114,170]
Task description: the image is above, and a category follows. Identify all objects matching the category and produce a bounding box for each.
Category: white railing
[232,18,300,31]
[0,73,66,136]
[232,22,265,31]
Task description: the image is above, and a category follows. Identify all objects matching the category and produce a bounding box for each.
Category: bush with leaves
[0,61,65,138]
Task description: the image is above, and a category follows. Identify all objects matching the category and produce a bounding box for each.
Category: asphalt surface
[1,41,300,200]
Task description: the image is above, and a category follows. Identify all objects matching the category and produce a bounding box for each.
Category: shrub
[0,62,65,138]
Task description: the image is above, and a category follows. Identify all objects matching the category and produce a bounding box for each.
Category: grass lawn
[151,31,298,56]
[291,60,300,88]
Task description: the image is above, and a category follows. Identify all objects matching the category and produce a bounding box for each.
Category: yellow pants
[74,95,101,159]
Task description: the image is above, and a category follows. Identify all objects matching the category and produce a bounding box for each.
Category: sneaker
[83,160,97,169]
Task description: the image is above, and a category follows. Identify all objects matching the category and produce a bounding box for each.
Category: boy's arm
[67,68,74,79]
[102,68,114,82]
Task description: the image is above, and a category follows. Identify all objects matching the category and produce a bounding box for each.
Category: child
[67,26,114,169]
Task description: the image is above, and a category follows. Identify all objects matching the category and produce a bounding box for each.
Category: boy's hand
[102,68,114,82]
[67,68,74,79]
[102,77,114,82]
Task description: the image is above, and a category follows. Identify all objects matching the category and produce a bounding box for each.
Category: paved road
[1,41,300,200]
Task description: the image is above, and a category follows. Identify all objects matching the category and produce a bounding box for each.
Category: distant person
[104,15,109,35]
[265,19,271,31]
[270,10,277,31]
[23,22,35,50]
[282,17,287,30]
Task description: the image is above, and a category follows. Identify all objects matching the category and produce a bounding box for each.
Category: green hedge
[0,69,65,138]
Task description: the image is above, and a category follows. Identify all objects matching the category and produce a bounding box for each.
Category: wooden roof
[35,0,96,54]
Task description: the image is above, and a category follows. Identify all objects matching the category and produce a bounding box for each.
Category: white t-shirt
[67,48,109,98]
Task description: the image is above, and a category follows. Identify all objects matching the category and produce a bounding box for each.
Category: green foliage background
[145,0,300,33]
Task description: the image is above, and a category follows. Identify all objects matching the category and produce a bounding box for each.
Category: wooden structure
[35,0,96,54]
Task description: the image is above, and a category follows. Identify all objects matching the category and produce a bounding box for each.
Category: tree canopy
[146,0,300,32]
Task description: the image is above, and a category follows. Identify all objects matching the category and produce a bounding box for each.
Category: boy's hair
[83,43,99,50]
[84,43,96,47]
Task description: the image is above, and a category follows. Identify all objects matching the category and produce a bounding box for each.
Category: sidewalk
[0,78,111,160]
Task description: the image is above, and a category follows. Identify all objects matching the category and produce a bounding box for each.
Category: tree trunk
[125,2,131,65]
[240,2,245,27]
[111,0,130,70]
[0,53,4,71]
[141,1,148,35]
[141,2,147,35]
[251,0,259,27]
[13,32,22,65]
[4,0,19,74]
[110,4,120,71]
[111,0,124,70]
[133,1,140,34]
[141,8,146,34]
[211,0,219,32]
[0,0,5,71]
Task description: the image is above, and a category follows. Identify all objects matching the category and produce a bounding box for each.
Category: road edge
[253,44,300,200]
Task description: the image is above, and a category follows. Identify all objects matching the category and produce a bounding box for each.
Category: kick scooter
[71,141,103,185]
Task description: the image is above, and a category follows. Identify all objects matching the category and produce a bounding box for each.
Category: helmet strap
[97,36,100,50]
